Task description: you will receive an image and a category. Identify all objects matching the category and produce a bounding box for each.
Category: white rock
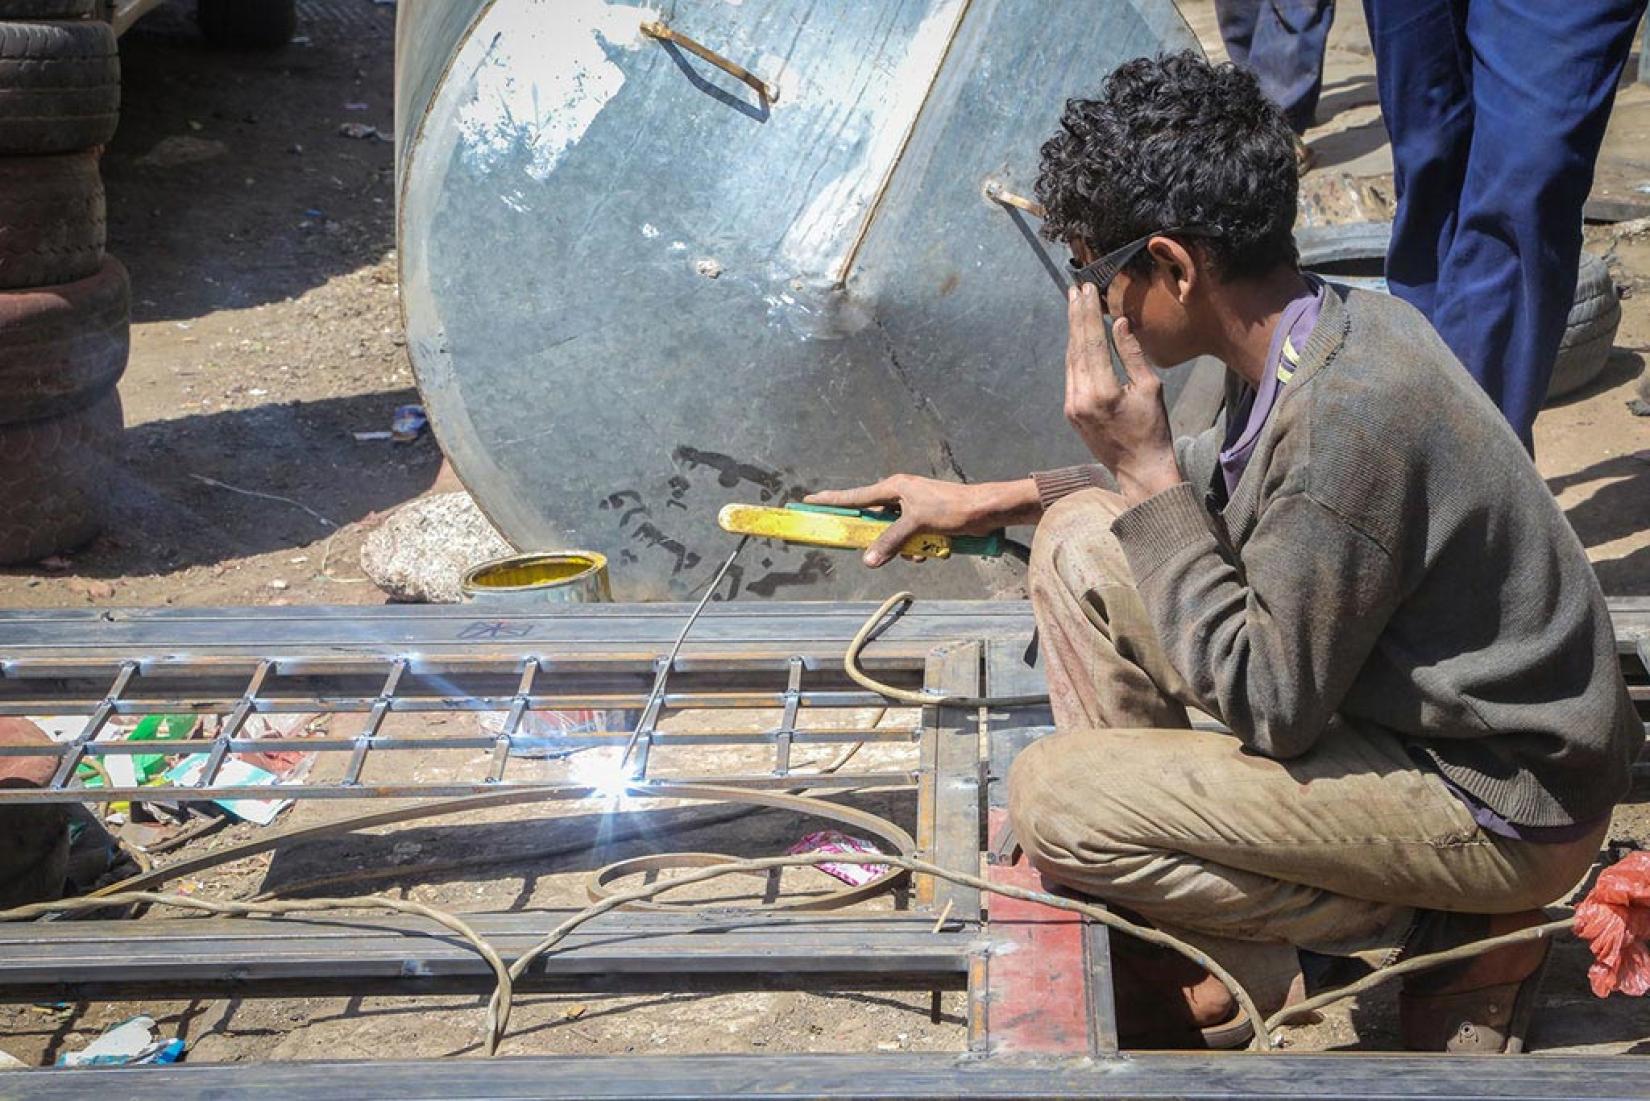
[359,491,515,603]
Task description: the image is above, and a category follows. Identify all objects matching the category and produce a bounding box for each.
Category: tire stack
[0,0,123,565]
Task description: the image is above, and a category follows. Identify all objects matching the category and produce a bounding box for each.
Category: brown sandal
[1398,911,1552,1053]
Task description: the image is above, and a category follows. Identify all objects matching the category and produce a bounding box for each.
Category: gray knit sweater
[1099,284,1639,828]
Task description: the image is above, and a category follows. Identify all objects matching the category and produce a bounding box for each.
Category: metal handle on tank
[984,180,1045,219]
[641,19,780,103]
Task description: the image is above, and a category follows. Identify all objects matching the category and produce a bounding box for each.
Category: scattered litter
[163,755,292,826]
[268,579,289,591]
[1575,850,1650,997]
[562,1004,588,1021]
[338,121,389,141]
[57,1017,185,1067]
[786,830,885,887]
[344,101,369,111]
[78,714,197,790]
[353,430,393,441]
[392,404,427,441]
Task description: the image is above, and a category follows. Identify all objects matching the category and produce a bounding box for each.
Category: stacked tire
[0,0,124,565]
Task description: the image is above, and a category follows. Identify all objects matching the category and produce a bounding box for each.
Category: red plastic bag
[1573,851,1650,997]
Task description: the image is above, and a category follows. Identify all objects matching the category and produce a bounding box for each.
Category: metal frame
[0,598,1646,1098]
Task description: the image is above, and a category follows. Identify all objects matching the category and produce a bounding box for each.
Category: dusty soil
[0,0,1645,1072]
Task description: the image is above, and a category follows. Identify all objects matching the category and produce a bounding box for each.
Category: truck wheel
[0,0,97,16]
[1547,251,1621,401]
[0,256,128,425]
[197,0,296,50]
[0,385,122,565]
[0,152,103,290]
[0,20,118,155]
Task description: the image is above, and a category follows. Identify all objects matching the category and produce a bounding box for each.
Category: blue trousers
[1217,0,1335,134]
[1363,0,1643,447]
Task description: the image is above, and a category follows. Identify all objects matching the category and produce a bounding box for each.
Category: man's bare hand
[804,475,1039,567]
[1065,282,1182,504]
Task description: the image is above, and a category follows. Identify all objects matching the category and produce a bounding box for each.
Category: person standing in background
[1363,0,1645,450]
[1216,0,1335,167]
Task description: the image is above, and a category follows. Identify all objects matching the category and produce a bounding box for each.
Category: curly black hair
[1035,52,1298,282]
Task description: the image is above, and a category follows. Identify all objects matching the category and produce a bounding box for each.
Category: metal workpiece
[11,1051,1650,1100]
[395,0,1206,601]
[1,599,1646,1091]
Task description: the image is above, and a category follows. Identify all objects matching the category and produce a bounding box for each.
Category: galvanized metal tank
[396,0,1203,601]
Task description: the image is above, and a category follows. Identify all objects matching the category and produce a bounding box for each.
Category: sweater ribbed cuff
[1031,464,1107,510]
[1109,482,1216,581]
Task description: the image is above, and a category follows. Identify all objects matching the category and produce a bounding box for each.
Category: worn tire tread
[0,387,121,565]
[0,21,118,154]
[0,256,128,424]
[0,152,104,288]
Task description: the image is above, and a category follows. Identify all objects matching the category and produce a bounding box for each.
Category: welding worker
[1363,0,1645,449]
[807,54,1642,1051]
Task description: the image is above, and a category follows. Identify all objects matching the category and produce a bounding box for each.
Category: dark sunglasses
[1068,225,1222,297]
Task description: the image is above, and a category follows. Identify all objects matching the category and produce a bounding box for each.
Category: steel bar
[487,657,539,782]
[773,656,803,776]
[8,1051,1647,1100]
[341,658,407,785]
[915,643,983,920]
[0,913,978,1001]
[196,658,270,787]
[0,771,920,805]
[44,659,134,788]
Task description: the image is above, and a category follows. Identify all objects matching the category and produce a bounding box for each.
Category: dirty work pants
[1005,489,1604,1010]
[1362,0,1644,448]
[1216,0,1335,134]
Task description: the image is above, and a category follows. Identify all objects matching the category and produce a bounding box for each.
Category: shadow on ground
[0,390,439,580]
[105,0,395,324]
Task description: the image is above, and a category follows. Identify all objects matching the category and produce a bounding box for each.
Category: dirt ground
[0,0,1646,1072]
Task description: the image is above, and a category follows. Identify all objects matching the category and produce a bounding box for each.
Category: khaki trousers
[1007,489,1605,1010]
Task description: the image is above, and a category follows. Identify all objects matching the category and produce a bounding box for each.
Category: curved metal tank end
[397,0,1203,601]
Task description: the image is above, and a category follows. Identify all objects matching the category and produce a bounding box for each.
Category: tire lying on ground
[197,0,296,50]
[0,255,127,425]
[1547,250,1622,400]
[0,19,119,156]
[0,152,103,290]
[0,385,122,565]
[0,0,97,17]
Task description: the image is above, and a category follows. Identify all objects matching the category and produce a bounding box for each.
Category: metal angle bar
[45,659,135,789]
[15,1051,1649,1100]
[915,643,983,921]
[0,913,980,995]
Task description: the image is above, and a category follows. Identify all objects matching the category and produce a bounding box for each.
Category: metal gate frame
[0,597,1645,1099]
